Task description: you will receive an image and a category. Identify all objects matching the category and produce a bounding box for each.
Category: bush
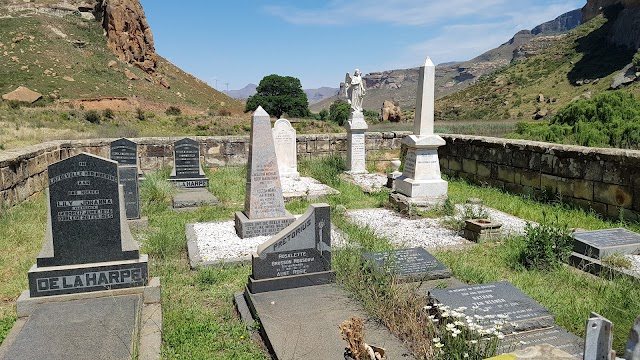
[102,108,114,119]
[136,108,145,121]
[84,110,101,124]
[329,100,350,126]
[218,109,231,116]
[633,49,640,71]
[520,214,573,271]
[319,108,329,120]
[165,106,182,116]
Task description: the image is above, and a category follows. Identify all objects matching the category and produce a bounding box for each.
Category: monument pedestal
[345,111,368,174]
[234,211,295,238]
[391,134,448,209]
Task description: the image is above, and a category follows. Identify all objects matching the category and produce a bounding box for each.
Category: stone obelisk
[391,57,448,208]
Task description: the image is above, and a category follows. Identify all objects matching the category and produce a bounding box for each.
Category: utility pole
[225,82,229,93]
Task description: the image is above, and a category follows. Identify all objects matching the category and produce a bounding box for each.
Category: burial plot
[247,203,335,293]
[272,118,299,179]
[429,281,554,332]
[361,247,451,282]
[110,138,141,219]
[572,228,640,259]
[27,153,148,297]
[169,138,209,188]
[235,106,295,238]
[497,326,584,358]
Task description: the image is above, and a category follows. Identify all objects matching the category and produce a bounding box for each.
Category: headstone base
[168,177,209,189]
[27,255,149,298]
[234,211,296,238]
[389,191,447,213]
[386,171,402,189]
[247,270,335,294]
[394,176,448,199]
[172,188,218,209]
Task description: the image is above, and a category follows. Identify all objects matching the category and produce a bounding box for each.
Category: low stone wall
[0,132,410,209]
[438,134,640,221]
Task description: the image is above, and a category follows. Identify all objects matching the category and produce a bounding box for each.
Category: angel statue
[345,69,366,112]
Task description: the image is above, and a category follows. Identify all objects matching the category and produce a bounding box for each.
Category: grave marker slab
[429,281,554,332]
[361,247,451,282]
[118,165,140,219]
[272,118,299,179]
[248,203,334,293]
[235,106,295,238]
[498,326,584,358]
[169,138,209,188]
[109,138,138,166]
[572,228,640,259]
[27,153,148,297]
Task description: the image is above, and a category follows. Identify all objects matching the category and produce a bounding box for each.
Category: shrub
[102,108,114,119]
[165,106,181,116]
[520,214,573,271]
[329,100,350,126]
[7,100,23,109]
[319,108,329,120]
[633,49,640,71]
[84,110,101,124]
[218,109,231,116]
[136,108,145,121]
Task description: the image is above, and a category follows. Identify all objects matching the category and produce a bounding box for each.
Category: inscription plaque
[572,228,640,259]
[173,138,202,178]
[110,138,137,166]
[361,247,451,281]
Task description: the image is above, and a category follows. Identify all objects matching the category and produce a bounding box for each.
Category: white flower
[497,333,505,340]
[423,305,432,310]
[451,332,458,337]
[464,353,469,358]
[454,321,464,326]
[433,337,441,343]
[434,342,444,348]
[470,340,478,344]
[456,307,468,312]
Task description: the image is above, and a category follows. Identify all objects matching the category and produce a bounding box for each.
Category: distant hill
[310,8,583,113]
[227,84,339,105]
[0,0,243,114]
[225,84,257,100]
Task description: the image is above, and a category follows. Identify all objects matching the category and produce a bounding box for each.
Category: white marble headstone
[272,118,299,179]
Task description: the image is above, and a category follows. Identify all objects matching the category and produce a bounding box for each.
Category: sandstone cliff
[582,0,640,50]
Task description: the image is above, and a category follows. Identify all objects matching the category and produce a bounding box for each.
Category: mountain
[226,84,339,105]
[310,8,583,113]
[0,0,242,114]
[225,84,257,100]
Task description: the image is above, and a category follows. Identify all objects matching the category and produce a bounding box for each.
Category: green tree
[245,74,309,118]
[329,100,350,126]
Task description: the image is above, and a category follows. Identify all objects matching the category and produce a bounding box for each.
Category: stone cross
[414,57,435,136]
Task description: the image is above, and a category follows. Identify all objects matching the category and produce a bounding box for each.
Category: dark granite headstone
[118,165,140,219]
[235,106,295,238]
[498,326,584,358]
[429,281,554,332]
[109,138,137,166]
[248,203,335,293]
[361,247,451,282]
[27,153,147,297]
[572,228,640,259]
[169,138,209,188]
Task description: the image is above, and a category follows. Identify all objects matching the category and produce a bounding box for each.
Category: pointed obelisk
[235,106,295,238]
[391,57,448,208]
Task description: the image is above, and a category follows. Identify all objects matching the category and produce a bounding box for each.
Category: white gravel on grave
[346,173,388,192]
[281,176,337,195]
[624,255,640,276]
[346,206,530,249]
[192,217,348,263]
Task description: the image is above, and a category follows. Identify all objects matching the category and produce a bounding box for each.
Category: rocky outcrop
[531,9,582,35]
[2,86,42,103]
[364,69,419,90]
[381,100,401,122]
[513,34,568,60]
[582,0,640,49]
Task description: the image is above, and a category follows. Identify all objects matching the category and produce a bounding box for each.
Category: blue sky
[141,0,585,91]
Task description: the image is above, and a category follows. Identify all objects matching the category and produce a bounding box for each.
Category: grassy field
[1,155,639,358]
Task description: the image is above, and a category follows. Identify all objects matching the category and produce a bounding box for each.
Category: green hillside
[436,13,639,122]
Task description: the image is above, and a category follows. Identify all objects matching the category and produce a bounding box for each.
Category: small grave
[361,247,451,282]
[429,281,554,332]
[109,138,138,166]
[247,203,335,293]
[235,107,295,238]
[168,138,217,209]
[463,218,502,243]
[110,138,141,220]
[572,228,640,259]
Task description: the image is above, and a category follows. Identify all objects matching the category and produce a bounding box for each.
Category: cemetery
[1,58,640,360]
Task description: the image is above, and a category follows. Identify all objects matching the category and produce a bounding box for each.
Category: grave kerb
[361,247,451,282]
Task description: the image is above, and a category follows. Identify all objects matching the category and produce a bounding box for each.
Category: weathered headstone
[272,118,299,179]
[110,138,141,219]
[109,138,138,166]
[429,281,554,332]
[248,203,335,293]
[392,57,447,208]
[572,228,640,259]
[498,326,584,358]
[27,153,148,297]
[168,138,209,188]
[345,112,368,174]
[235,106,295,238]
[361,247,451,282]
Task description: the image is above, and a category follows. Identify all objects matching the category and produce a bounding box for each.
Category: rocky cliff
[582,0,640,49]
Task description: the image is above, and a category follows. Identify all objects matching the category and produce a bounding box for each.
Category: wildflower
[433,337,441,343]
[464,353,469,358]
[423,305,432,310]
[470,340,478,344]
[455,307,468,312]
[434,342,444,349]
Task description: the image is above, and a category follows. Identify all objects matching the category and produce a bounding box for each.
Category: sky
[140,0,586,91]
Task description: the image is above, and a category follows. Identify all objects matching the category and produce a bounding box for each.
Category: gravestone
[429,281,554,332]
[498,326,584,357]
[110,138,141,219]
[345,112,368,174]
[248,203,335,293]
[572,228,640,259]
[235,106,295,238]
[272,118,299,179]
[361,247,451,282]
[27,153,148,297]
[168,138,209,188]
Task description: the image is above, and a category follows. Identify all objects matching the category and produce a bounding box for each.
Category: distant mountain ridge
[226,84,339,105]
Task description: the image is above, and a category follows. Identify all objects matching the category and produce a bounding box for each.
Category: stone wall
[0,132,409,209]
[438,134,640,221]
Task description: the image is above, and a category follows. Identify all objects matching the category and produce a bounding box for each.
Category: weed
[84,110,101,124]
[102,108,114,119]
[165,106,181,116]
[135,108,145,121]
[602,253,632,270]
[520,213,573,271]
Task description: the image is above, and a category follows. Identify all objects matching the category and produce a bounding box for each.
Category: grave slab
[119,165,141,219]
[281,176,339,201]
[429,281,554,332]
[572,228,640,259]
[340,172,387,193]
[237,284,415,360]
[1,295,141,360]
[361,247,451,282]
[498,326,584,358]
[168,138,209,189]
[171,188,218,209]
